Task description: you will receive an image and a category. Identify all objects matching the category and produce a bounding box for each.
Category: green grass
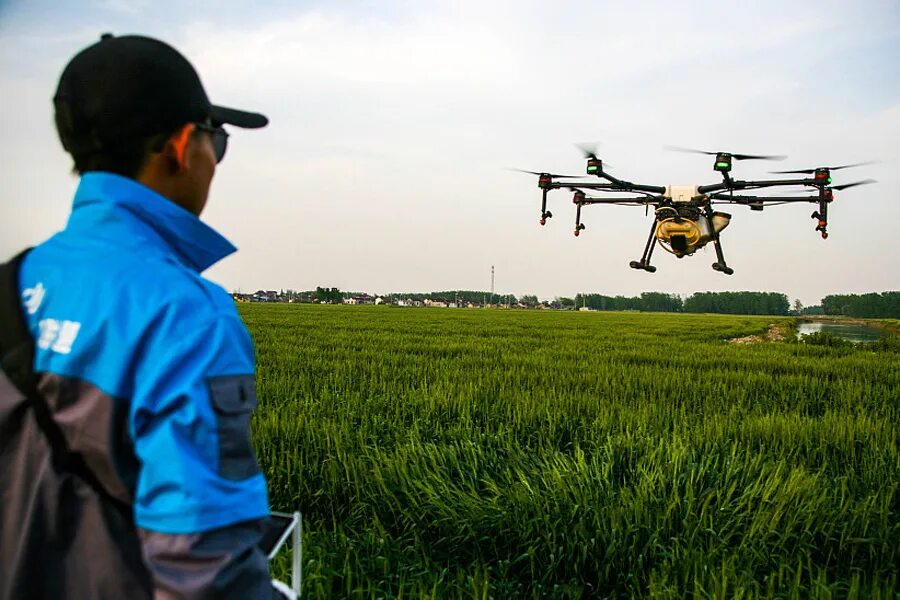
[242,304,899,599]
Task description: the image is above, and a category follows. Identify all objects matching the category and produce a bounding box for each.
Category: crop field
[241,304,899,599]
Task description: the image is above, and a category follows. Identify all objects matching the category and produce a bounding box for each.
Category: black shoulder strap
[0,250,132,517]
[0,249,37,394]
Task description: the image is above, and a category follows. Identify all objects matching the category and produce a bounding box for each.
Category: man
[0,34,287,598]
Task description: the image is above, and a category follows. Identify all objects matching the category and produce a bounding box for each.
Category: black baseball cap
[54,33,267,157]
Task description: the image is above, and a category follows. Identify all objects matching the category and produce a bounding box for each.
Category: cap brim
[210,105,268,128]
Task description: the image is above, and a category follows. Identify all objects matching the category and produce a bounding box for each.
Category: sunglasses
[193,122,229,163]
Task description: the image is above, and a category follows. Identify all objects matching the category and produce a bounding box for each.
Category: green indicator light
[827,177,832,184]
[715,162,729,168]
[587,165,598,172]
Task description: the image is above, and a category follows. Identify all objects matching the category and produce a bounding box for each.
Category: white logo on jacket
[37,319,81,354]
[22,282,46,315]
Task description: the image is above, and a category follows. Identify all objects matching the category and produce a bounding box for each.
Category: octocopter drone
[518,147,875,275]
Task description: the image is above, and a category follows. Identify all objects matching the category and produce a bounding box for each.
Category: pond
[796,321,886,343]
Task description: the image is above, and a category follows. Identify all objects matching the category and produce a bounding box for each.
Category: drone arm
[709,194,820,204]
[599,171,666,194]
[580,196,660,205]
[567,182,619,191]
[709,193,832,238]
[698,177,817,194]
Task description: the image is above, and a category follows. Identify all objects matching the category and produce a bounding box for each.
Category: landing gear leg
[630,220,658,273]
[710,237,734,275]
[574,203,586,236]
[813,200,828,239]
[539,189,552,225]
[705,205,734,275]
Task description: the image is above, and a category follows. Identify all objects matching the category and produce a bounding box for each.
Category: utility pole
[491,265,495,306]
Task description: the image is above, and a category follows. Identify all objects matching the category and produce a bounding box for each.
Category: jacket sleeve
[138,519,276,600]
[129,306,272,598]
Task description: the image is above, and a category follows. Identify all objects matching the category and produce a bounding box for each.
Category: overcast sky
[1,0,898,305]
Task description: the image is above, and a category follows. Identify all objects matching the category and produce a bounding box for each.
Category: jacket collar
[68,172,236,272]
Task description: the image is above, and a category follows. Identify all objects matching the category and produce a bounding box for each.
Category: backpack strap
[0,250,133,517]
[0,249,36,394]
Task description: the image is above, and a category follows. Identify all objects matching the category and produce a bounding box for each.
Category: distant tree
[573,292,681,312]
[640,292,683,313]
[821,292,900,318]
[520,294,539,307]
[684,291,790,315]
[314,286,343,304]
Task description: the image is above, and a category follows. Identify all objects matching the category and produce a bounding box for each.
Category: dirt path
[728,323,792,344]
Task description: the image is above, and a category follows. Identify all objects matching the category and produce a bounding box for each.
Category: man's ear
[163,123,195,172]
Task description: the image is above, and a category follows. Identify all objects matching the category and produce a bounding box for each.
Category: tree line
[574,292,684,313]
[267,287,900,317]
[571,291,791,315]
[820,292,900,318]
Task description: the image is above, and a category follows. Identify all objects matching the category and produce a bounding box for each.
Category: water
[796,322,886,344]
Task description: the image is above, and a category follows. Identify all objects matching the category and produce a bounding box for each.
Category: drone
[518,147,875,274]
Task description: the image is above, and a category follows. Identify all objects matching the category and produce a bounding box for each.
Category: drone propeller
[782,178,877,194]
[770,161,877,175]
[832,179,877,191]
[575,143,616,176]
[665,145,786,161]
[576,142,602,160]
[510,168,583,179]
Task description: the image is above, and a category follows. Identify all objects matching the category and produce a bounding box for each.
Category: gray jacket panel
[0,370,277,599]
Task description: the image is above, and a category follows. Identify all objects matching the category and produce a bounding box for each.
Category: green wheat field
[242,304,899,599]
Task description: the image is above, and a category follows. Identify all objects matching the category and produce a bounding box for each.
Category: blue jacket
[2,172,272,599]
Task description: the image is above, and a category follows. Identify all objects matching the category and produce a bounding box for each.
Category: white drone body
[664,185,701,203]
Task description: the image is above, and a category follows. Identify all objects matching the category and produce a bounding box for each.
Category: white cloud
[2,0,898,302]
[92,0,152,14]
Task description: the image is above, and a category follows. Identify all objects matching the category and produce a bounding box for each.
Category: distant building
[344,293,375,305]
[250,289,281,302]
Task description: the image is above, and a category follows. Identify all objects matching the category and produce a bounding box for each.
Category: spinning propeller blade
[575,144,614,171]
[732,152,787,161]
[664,145,716,156]
[770,161,877,175]
[782,178,877,193]
[576,142,601,160]
[510,168,582,179]
[665,145,786,161]
[832,179,876,191]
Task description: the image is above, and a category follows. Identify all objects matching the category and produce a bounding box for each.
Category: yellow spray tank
[655,188,731,257]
